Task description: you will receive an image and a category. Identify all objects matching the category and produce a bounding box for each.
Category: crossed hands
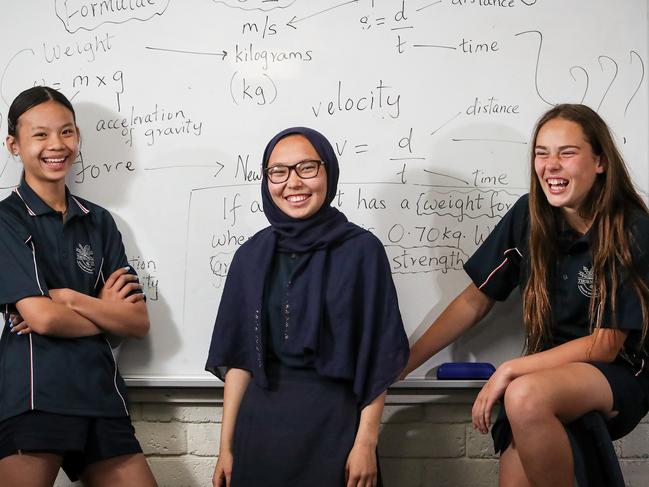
[7,266,144,336]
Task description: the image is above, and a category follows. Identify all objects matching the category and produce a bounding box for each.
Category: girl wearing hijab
[206,127,409,487]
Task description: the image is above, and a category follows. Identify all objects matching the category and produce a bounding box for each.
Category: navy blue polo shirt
[0,179,140,422]
[465,194,649,366]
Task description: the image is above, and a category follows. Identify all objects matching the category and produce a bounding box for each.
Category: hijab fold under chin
[261,127,361,252]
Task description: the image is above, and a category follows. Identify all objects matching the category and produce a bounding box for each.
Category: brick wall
[53,389,649,487]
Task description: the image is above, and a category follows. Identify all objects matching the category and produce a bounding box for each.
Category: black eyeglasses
[264,159,325,184]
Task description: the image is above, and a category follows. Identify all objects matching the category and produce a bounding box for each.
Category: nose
[47,133,66,150]
[545,153,561,170]
[286,167,303,187]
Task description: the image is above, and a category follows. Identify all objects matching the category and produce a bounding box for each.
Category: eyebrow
[30,123,75,131]
[267,159,318,167]
[534,144,581,150]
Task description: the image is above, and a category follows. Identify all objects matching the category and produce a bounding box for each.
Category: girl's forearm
[220,368,252,454]
[500,328,628,381]
[63,290,150,338]
[403,283,495,377]
[353,392,386,447]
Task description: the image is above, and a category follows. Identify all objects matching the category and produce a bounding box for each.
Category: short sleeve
[0,213,49,309]
[464,194,529,301]
[603,215,649,332]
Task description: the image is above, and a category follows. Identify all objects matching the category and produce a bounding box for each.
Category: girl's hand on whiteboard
[100,267,141,302]
[472,365,513,434]
[213,451,233,487]
[345,443,378,487]
[8,313,32,335]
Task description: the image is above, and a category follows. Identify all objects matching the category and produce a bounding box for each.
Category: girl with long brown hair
[401,104,649,486]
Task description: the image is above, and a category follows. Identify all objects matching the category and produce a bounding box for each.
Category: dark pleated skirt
[231,363,380,487]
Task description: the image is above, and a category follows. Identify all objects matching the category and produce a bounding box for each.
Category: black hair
[7,86,76,137]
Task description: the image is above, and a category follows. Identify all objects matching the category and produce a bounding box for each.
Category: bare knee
[504,375,552,427]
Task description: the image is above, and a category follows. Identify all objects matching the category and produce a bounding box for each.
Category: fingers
[472,391,488,433]
[101,267,143,301]
[9,314,23,326]
[471,399,480,431]
[346,474,377,487]
[212,459,232,487]
[212,467,223,487]
[116,281,142,299]
[10,321,32,335]
[472,391,495,434]
[345,463,376,487]
[483,398,495,433]
[125,293,146,304]
[104,266,131,289]
[114,274,140,294]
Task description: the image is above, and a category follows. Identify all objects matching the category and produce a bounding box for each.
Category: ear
[6,135,18,156]
[595,154,606,174]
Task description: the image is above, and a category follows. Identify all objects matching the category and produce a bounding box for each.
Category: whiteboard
[0,0,647,384]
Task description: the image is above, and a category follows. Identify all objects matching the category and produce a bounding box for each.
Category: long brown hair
[523,104,649,354]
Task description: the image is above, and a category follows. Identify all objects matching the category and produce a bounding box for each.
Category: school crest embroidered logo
[577,266,596,298]
[76,244,95,274]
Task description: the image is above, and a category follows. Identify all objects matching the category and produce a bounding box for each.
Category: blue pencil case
[436,362,495,380]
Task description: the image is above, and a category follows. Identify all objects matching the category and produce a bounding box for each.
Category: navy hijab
[206,127,408,408]
[260,126,362,251]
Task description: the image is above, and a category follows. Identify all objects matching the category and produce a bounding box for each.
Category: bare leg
[503,362,614,487]
[80,453,157,487]
[499,441,531,487]
[0,452,62,487]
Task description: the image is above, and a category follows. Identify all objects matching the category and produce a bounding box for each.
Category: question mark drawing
[514,30,554,106]
[596,55,618,112]
[625,50,645,117]
[516,30,594,107]
[569,66,589,104]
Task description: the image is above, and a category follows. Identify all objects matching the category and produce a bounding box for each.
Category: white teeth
[43,157,66,163]
[286,195,308,203]
[547,178,568,187]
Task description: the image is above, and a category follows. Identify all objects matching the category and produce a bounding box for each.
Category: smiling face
[6,100,79,192]
[266,134,327,219]
[534,117,605,226]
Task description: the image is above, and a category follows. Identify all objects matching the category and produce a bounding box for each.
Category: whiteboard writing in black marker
[388,245,467,274]
[310,80,401,119]
[73,155,135,184]
[234,154,263,183]
[55,0,171,33]
[42,32,116,64]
